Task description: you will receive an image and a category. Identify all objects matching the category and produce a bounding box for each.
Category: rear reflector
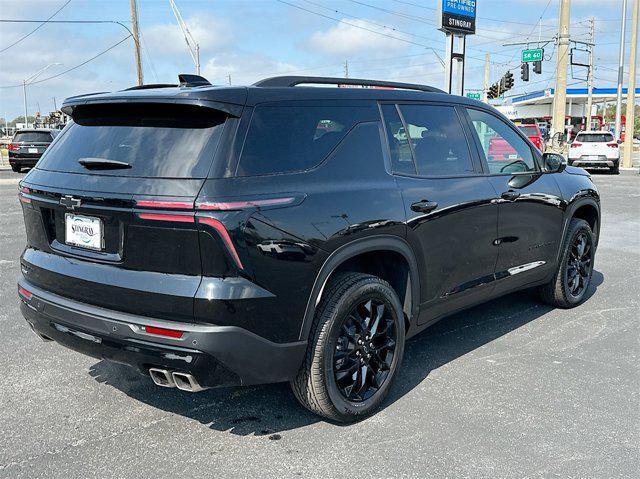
[197,197,296,211]
[138,213,195,223]
[136,200,194,209]
[18,286,32,300]
[198,217,244,269]
[143,326,184,338]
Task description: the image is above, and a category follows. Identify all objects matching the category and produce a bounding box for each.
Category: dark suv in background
[8,128,59,172]
[18,75,600,422]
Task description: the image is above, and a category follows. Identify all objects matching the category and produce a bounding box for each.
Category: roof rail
[253,76,444,93]
[125,83,177,91]
[178,74,211,87]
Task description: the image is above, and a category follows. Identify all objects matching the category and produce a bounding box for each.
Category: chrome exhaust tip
[172,372,206,392]
[149,368,176,388]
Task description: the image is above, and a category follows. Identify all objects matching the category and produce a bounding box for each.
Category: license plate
[28,148,38,153]
[65,214,103,251]
[588,155,600,161]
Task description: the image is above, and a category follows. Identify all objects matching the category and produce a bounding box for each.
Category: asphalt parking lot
[0,169,638,478]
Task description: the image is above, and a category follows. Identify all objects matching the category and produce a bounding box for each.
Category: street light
[22,63,62,128]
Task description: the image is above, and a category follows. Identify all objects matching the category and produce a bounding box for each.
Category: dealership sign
[437,0,477,34]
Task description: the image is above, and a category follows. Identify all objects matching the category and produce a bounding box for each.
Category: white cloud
[202,54,299,85]
[143,14,233,57]
[308,19,406,57]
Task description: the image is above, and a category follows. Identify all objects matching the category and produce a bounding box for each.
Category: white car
[568,131,620,174]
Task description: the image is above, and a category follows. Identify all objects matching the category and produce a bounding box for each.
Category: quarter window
[238,105,371,176]
[467,108,537,174]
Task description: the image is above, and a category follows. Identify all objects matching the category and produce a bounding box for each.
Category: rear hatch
[571,132,617,160]
[10,130,53,157]
[19,101,236,322]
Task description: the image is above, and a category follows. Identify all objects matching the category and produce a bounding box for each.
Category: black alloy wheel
[333,298,397,402]
[291,272,405,422]
[539,218,596,308]
[565,230,593,298]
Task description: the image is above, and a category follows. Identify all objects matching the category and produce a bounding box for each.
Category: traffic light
[504,72,514,90]
[488,82,500,99]
[533,60,542,74]
[520,63,529,82]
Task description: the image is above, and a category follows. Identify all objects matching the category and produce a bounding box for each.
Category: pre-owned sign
[437,0,477,34]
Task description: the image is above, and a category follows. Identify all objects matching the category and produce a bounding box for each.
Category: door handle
[501,190,520,201]
[411,200,438,213]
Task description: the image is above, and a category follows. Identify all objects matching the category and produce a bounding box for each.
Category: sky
[0,0,635,121]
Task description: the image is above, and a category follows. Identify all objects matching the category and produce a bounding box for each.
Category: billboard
[437,0,477,34]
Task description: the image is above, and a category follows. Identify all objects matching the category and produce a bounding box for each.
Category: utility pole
[623,0,638,168]
[615,0,628,141]
[130,0,144,86]
[585,17,595,131]
[483,53,490,103]
[344,60,349,79]
[22,81,28,128]
[551,0,571,143]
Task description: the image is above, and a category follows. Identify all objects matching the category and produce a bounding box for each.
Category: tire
[609,161,620,174]
[539,218,595,308]
[291,272,405,422]
[11,164,21,173]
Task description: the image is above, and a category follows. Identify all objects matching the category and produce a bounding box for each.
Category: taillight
[18,285,32,300]
[198,217,244,269]
[8,143,20,151]
[137,213,195,223]
[606,143,618,148]
[570,143,582,148]
[143,325,183,338]
[196,196,297,211]
[18,185,31,204]
[135,200,194,209]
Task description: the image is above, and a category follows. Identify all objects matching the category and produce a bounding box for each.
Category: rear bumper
[569,158,618,168]
[8,155,40,167]
[18,280,307,388]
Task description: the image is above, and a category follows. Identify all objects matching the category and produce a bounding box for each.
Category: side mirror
[542,152,566,173]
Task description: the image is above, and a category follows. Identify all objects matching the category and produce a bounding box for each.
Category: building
[495,87,640,139]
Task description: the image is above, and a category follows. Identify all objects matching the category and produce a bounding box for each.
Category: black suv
[9,128,59,172]
[18,75,600,422]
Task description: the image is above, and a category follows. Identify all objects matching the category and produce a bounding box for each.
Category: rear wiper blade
[78,158,132,170]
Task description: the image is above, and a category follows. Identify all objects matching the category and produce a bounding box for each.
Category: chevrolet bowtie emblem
[60,195,82,210]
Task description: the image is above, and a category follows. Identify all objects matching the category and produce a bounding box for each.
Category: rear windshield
[518,125,538,136]
[37,104,226,178]
[13,131,53,143]
[576,133,614,143]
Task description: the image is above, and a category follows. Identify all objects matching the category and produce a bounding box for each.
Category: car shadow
[89,270,603,436]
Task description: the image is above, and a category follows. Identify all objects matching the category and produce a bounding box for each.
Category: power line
[0,34,132,89]
[0,0,72,54]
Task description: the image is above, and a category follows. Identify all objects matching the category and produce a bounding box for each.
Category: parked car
[568,131,620,174]
[518,124,544,151]
[17,75,600,422]
[8,128,59,172]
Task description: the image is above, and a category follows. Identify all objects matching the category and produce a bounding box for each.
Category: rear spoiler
[61,96,244,118]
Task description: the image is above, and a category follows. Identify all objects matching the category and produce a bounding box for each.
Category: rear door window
[237,105,372,176]
[382,103,475,176]
[37,103,226,178]
[13,131,53,142]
